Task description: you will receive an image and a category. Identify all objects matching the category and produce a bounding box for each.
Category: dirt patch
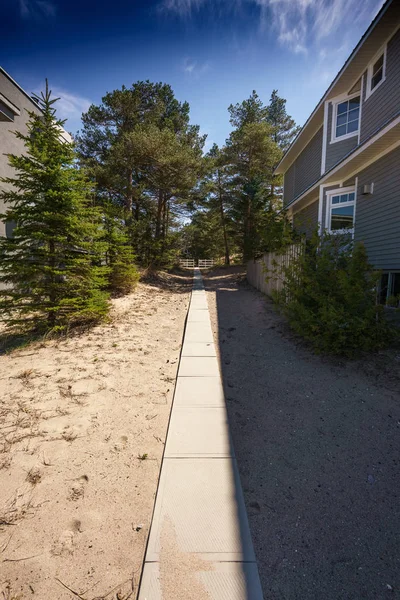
[205,267,400,600]
[0,272,191,600]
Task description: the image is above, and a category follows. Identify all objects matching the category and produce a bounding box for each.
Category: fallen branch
[55,578,87,600]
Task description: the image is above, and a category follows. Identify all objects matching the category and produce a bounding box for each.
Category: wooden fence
[246,244,303,297]
[198,259,214,268]
[179,258,195,268]
[179,258,214,268]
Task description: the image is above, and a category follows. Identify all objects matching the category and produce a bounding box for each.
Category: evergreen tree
[225,121,282,260]
[102,203,140,295]
[191,144,233,265]
[0,82,109,332]
[267,90,301,151]
[76,81,205,266]
[228,91,268,128]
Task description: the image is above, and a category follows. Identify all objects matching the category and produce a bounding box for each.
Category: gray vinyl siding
[283,127,323,207]
[354,145,400,271]
[293,127,323,198]
[283,162,295,207]
[360,28,400,143]
[325,103,358,172]
[293,200,319,238]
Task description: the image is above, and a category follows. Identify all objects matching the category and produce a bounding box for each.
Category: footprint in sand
[68,475,88,501]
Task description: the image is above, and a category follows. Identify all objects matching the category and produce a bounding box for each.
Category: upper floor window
[332,96,360,142]
[366,46,387,99]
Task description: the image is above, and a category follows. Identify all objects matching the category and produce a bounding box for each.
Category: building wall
[361,28,400,143]
[325,103,358,172]
[0,71,42,237]
[293,199,319,238]
[283,126,323,207]
[354,144,400,271]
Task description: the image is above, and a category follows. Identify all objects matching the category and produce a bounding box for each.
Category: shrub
[274,231,394,356]
[103,208,140,295]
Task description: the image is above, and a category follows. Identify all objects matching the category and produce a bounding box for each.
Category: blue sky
[1,0,384,150]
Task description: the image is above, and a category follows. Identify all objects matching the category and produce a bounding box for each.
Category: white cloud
[162,0,384,55]
[162,0,207,16]
[182,58,210,77]
[19,0,56,20]
[52,89,92,123]
[34,85,92,125]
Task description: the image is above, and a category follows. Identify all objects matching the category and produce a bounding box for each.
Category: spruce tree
[103,203,139,295]
[0,81,109,332]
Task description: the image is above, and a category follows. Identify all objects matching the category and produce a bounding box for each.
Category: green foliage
[103,204,140,295]
[187,144,235,263]
[225,121,282,260]
[228,90,268,128]
[258,204,300,254]
[274,232,393,356]
[182,210,227,261]
[0,82,109,333]
[266,90,301,151]
[76,81,205,267]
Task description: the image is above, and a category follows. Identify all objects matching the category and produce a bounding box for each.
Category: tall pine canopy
[267,89,301,151]
[0,82,109,332]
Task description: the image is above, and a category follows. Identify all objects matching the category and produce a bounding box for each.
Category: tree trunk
[243,194,252,262]
[165,201,170,239]
[48,239,56,327]
[155,190,164,240]
[217,171,230,265]
[125,170,133,217]
[134,199,140,221]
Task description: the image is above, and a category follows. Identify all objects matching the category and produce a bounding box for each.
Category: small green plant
[386,294,400,308]
[103,206,140,295]
[138,453,148,461]
[273,231,394,357]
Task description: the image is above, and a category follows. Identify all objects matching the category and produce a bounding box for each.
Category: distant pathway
[138,268,263,600]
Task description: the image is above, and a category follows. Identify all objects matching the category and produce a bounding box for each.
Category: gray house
[275,0,400,302]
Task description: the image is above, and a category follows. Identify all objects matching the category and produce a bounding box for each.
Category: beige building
[0,68,72,239]
[0,68,44,237]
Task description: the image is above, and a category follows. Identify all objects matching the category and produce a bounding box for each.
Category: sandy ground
[0,272,191,600]
[205,267,400,600]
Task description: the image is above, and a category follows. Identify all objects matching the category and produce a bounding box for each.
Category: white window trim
[330,92,361,144]
[325,185,356,235]
[365,44,387,101]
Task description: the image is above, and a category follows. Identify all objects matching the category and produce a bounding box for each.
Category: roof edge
[284,109,400,210]
[274,0,393,175]
[0,66,44,113]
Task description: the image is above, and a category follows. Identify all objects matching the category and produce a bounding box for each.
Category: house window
[366,46,386,99]
[333,97,360,140]
[328,191,355,233]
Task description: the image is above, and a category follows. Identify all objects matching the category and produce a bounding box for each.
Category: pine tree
[0,81,109,332]
[267,90,301,151]
[103,203,139,295]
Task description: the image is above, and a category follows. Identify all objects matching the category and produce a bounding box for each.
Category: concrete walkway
[138,269,263,599]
